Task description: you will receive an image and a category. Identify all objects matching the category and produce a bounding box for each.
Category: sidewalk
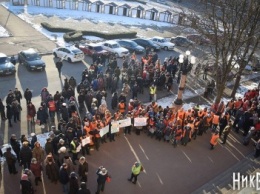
[0,4,56,55]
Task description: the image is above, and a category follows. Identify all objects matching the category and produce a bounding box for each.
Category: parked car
[78,43,109,56]
[116,39,145,54]
[100,40,129,57]
[132,38,160,51]
[53,46,84,63]
[150,36,175,50]
[170,36,194,47]
[0,53,16,76]
[18,48,46,71]
[186,34,211,45]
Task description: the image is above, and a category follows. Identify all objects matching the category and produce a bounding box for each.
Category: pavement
[0,4,57,55]
[0,3,260,194]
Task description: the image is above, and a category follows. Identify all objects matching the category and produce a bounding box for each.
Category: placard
[82,137,91,146]
[118,118,131,128]
[99,125,109,137]
[111,121,119,133]
[134,117,147,127]
[76,144,82,153]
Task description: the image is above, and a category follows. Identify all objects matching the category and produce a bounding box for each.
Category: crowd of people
[0,51,260,194]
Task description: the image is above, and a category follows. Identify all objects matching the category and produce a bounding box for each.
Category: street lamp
[173,50,196,108]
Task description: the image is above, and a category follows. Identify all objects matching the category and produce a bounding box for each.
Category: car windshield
[147,39,154,45]
[94,46,103,52]
[25,53,41,61]
[111,44,119,48]
[160,38,166,43]
[71,49,82,54]
[0,57,8,64]
[130,41,138,46]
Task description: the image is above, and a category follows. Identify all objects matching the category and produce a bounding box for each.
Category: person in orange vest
[233,97,244,116]
[192,117,200,140]
[118,100,126,115]
[48,97,56,122]
[212,114,220,132]
[210,131,219,150]
[216,101,225,115]
[226,99,234,116]
[173,125,182,148]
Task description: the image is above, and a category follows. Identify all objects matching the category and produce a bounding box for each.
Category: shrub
[41,22,137,42]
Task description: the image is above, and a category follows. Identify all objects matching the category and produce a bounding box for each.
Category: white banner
[111,121,120,133]
[76,144,82,153]
[134,117,147,127]
[118,118,131,128]
[81,137,91,146]
[99,125,109,137]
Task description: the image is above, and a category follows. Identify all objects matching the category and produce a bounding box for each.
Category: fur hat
[30,133,36,137]
[59,146,66,153]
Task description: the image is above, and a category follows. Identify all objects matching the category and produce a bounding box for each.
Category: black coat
[69,177,79,194]
[20,180,33,194]
[10,138,21,154]
[78,182,91,194]
[24,90,32,100]
[6,105,13,119]
[20,146,32,163]
[59,167,70,184]
[37,109,48,123]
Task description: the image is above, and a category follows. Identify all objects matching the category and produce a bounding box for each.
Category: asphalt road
[0,52,255,194]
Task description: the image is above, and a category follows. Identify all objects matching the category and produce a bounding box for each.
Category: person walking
[210,131,219,150]
[221,120,232,144]
[24,88,33,105]
[3,147,18,174]
[56,58,63,78]
[20,174,34,194]
[78,156,88,182]
[59,163,70,194]
[96,166,109,194]
[30,158,43,186]
[128,161,143,184]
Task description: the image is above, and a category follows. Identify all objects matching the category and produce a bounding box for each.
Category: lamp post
[173,50,196,109]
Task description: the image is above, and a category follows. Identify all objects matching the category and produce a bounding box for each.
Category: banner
[99,125,109,137]
[82,137,91,146]
[76,144,82,153]
[118,118,131,128]
[134,117,147,127]
[111,121,119,133]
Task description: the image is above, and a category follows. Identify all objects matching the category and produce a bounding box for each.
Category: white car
[101,40,129,58]
[151,36,175,50]
[53,46,84,63]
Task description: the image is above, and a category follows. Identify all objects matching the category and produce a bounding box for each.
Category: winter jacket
[20,146,32,163]
[59,167,70,184]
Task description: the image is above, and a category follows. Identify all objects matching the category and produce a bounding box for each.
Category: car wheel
[68,58,72,63]
[53,52,57,58]
[164,46,168,51]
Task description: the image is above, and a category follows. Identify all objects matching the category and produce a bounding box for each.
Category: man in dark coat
[96,166,109,194]
[78,156,88,182]
[36,106,48,126]
[4,147,18,174]
[20,141,32,169]
[10,134,21,162]
[24,88,33,105]
[78,182,91,194]
[59,163,70,193]
[111,92,118,110]
[6,104,13,127]
[14,88,22,104]
[45,155,59,183]
[56,58,63,77]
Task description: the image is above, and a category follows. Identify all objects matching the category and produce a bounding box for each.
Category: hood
[0,62,15,70]
[28,59,45,66]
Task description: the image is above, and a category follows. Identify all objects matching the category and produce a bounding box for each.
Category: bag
[106,176,111,183]
[140,166,144,172]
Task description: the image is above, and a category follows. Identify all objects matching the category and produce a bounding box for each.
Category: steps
[191,153,260,194]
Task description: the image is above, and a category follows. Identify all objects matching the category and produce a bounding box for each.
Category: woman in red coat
[30,158,42,186]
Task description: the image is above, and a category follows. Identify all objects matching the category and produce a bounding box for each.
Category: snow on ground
[0,25,10,37]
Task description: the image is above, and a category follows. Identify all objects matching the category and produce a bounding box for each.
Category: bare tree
[189,0,260,105]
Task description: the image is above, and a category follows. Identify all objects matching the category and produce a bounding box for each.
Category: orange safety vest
[234,100,243,109]
[212,115,220,125]
[210,134,219,146]
[48,101,56,112]
[177,111,185,120]
[226,101,234,109]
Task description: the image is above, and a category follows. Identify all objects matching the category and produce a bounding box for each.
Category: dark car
[132,38,161,51]
[116,39,145,54]
[79,43,109,56]
[186,34,211,45]
[170,36,194,47]
[18,48,46,71]
[0,53,16,76]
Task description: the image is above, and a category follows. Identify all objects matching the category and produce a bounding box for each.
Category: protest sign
[99,125,109,137]
[118,118,131,128]
[134,117,147,127]
[111,121,119,133]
